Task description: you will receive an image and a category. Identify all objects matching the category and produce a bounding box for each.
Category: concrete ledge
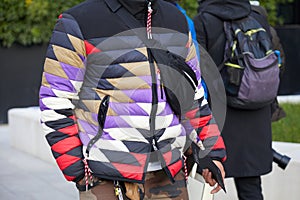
[8,107,56,165]
[214,141,300,200]
[278,95,300,103]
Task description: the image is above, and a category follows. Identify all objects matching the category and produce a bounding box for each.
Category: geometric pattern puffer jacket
[39,0,226,184]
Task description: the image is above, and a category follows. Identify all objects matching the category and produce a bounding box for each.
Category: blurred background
[0,0,299,199]
[1,0,299,141]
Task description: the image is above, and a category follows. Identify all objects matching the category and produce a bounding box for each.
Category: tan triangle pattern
[76,120,85,133]
[94,88,134,103]
[107,76,150,90]
[186,33,196,62]
[107,107,117,116]
[135,47,148,58]
[41,73,50,88]
[186,43,196,62]
[81,99,117,116]
[67,34,86,57]
[52,45,85,68]
[75,108,98,126]
[81,100,101,114]
[44,58,68,79]
[119,61,150,76]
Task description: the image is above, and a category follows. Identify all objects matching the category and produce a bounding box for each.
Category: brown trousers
[79,170,188,200]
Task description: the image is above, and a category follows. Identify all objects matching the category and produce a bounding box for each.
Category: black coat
[194,0,273,177]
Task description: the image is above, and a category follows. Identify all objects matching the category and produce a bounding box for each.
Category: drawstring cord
[83,158,94,191]
[147,1,153,39]
[183,155,188,183]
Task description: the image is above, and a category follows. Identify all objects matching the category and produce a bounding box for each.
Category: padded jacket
[39,0,226,184]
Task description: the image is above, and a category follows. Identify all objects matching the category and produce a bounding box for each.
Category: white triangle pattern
[157,124,182,142]
[136,102,152,115]
[104,127,149,143]
[95,139,130,153]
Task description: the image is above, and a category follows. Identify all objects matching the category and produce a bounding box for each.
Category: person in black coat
[194,0,274,199]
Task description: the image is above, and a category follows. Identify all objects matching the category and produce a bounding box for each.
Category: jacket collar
[118,0,149,15]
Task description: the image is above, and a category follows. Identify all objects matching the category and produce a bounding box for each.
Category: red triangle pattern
[162,151,172,166]
[198,124,219,141]
[64,174,76,181]
[185,108,198,119]
[52,136,82,154]
[111,163,144,181]
[111,153,147,181]
[84,40,101,55]
[56,153,81,171]
[58,124,78,136]
[190,114,212,129]
[163,152,183,178]
[212,137,226,156]
[186,40,191,48]
[167,159,183,177]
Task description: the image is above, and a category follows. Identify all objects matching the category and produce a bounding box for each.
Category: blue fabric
[175,4,200,59]
[274,50,282,66]
[175,3,208,99]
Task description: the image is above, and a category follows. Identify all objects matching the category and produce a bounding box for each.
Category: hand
[202,160,225,194]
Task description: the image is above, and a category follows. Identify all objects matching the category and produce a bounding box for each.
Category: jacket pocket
[97,95,110,129]
[86,95,110,156]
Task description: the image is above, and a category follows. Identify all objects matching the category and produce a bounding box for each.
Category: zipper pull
[183,155,188,182]
[160,83,164,99]
[147,1,153,39]
[114,181,124,200]
[152,139,158,150]
[157,69,164,99]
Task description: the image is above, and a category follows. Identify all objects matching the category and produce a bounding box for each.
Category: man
[39,0,226,199]
[194,0,275,199]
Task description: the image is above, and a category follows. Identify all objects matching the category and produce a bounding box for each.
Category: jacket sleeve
[184,36,227,162]
[39,13,86,182]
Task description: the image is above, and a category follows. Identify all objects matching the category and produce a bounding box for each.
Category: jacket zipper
[147,49,158,140]
[86,95,110,157]
[145,0,157,145]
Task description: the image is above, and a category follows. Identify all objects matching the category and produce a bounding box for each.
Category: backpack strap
[217,21,233,71]
[221,20,247,70]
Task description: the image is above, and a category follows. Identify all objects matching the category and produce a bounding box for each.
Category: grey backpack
[220,15,280,109]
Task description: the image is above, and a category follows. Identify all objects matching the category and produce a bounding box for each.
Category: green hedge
[0,0,82,47]
[180,0,294,25]
[0,0,293,47]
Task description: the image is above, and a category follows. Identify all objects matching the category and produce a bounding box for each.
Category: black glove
[191,142,226,193]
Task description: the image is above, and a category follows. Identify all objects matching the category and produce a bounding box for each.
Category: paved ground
[1,98,300,200]
[0,124,79,200]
